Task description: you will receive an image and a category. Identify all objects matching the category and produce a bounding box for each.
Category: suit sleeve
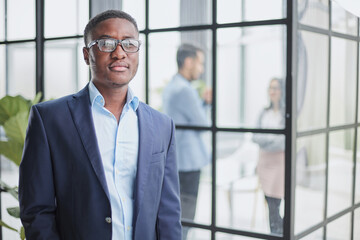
[19,105,60,240]
[156,120,182,239]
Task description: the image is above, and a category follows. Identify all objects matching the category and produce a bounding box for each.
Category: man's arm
[19,105,60,240]
[156,120,182,239]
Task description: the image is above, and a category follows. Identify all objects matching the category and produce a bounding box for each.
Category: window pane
[0,0,4,41]
[128,34,145,102]
[44,39,88,99]
[7,0,35,40]
[0,45,5,97]
[331,0,358,36]
[149,30,212,126]
[295,134,326,234]
[327,214,351,240]
[122,0,145,31]
[216,232,266,239]
[217,0,285,24]
[356,127,360,204]
[330,38,357,127]
[176,130,212,233]
[217,26,286,128]
[355,208,360,239]
[7,43,35,99]
[298,228,323,239]
[185,228,210,240]
[297,31,328,132]
[328,129,354,216]
[298,0,329,29]
[149,0,211,29]
[217,132,285,235]
[44,0,88,38]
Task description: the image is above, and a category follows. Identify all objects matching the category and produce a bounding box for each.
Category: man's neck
[93,81,128,123]
[178,70,191,82]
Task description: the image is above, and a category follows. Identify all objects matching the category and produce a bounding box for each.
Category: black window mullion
[36,0,44,97]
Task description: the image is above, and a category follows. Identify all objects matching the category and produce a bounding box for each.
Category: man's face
[83,18,139,89]
[189,51,204,81]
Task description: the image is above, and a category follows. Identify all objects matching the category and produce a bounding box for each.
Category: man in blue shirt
[163,44,212,239]
[19,10,181,240]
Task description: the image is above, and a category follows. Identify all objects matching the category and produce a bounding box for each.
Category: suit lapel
[134,102,154,220]
[67,85,110,200]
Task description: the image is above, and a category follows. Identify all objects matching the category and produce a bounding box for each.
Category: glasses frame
[87,38,141,53]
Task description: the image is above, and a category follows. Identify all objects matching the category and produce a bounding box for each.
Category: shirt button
[116,169,120,175]
[127,226,130,231]
[105,217,112,223]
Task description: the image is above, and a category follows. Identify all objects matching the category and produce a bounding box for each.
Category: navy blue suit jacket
[19,85,182,240]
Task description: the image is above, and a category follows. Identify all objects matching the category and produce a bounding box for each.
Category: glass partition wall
[0,0,359,239]
[295,0,360,240]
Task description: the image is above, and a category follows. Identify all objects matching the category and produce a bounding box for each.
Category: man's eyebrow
[99,35,112,39]
[98,34,137,39]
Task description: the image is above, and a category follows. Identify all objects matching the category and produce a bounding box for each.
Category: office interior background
[0,0,359,239]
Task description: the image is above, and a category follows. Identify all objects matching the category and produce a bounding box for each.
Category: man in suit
[19,10,181,240]
[162,44,211,240]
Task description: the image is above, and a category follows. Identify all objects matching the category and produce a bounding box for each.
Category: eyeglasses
[87,38,141,53]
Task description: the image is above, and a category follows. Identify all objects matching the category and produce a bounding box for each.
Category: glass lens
[99,39,117,52]
[295,134,326,234]
[217,26,286,129]
[330,37,357,127]
[297,31,328,132]
[217,132,285,235]
[122,39,140,52]
[44,39,89,99]
[327,129,354,217]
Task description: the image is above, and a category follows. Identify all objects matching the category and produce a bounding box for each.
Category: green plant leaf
[32,92,42,106]
[3,111,29,144]
[20,226,25,240]
[0,140,23,166]
[7,207,20,218]
[0,95,29,125]
[0,219,18,232]
[0,179,19,200]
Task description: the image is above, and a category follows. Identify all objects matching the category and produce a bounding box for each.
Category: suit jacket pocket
[150,151,165,164]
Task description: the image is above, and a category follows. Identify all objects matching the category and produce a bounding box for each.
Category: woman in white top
[252,78,285,235]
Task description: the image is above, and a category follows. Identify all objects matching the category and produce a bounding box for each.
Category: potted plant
[0,93,41,240]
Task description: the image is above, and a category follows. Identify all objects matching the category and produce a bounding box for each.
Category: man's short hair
[83,10,139,46]
[176,43,203,69]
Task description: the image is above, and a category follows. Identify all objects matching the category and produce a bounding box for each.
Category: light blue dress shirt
[162,73,210,171]
[89,82,139,240]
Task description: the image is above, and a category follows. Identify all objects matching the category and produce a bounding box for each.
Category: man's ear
[183,57,193,69]
[83,47,90,65]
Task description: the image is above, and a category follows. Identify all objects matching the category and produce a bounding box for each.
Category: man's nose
[111,43,127,59]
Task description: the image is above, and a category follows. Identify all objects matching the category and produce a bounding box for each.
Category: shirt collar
[88,81,139,111]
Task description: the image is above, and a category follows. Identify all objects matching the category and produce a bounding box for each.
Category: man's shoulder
[138,102,172,123]
[34,94,74,110]
[34,85,88,110]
